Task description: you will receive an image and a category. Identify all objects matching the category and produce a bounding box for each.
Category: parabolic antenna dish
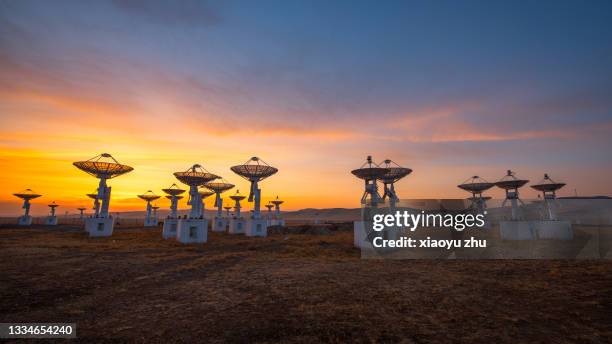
[380,159,412,183]
[162,183,186,196]
[458,176,495,193]
[351,168,388,180]
[231,157,278,181]
[86,192,98,199]
[204,181,235,193]
[174,164,219,186]
[230,190,246,201]
[48,201,59,208]
[531,173,566,193]
[73,153,134,179]
[271,196,284,206]
[165,195,184,200]
[13,189,42,200]
[77,207,86,211]
[224,206,232,210]
[137,190,161,202]
[152,205,159,210]
[198,189,215,199]
[351,156,389,180]
[351,168,389,180]
[495,170,529,190]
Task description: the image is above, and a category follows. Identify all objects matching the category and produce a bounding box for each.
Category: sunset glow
[1,1,611,216]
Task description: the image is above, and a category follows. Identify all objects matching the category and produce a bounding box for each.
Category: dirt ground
[1,225,611,343]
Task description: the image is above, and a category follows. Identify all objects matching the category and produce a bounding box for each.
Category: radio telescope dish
[495,170,529,190]
[86,192,97,199]
[495,170,529,221]
[13,189,42,201]
[231,157,278,221]
[163,183,185,222]
[73,153,134,179]
[351,156,389,207]
[174,164,219,187]
[459,176,494,212]
[173,164,219,219]
[138,190,161,227]
[380,159,411,208]
[270,196,284,206]
[531,173,566,194]
[137,190,161,202]
[229,190,246,222]
[231,157,278,183]
[204,179,235,228]
[48,201,59,209]
[458,176,495,194]
[162,183,186,196]
[230,190,246,202]
[204,181,235,194]
[531,173,566,220]
[73,153,133,221]
[14,189,41,225]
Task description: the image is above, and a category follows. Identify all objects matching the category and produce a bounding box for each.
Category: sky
[1,0,611,216]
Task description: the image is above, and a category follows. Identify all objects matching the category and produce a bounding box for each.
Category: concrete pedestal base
[500,221,535,240]
[85,217,114,237]
[45,216,58,226]
[177,218,207,243]
[531,220,573,240]
[18,215,32,226]
[162,219,179,239]
[229,217,246,234]
[353,221,374,249]
[144,218,158,227]
[246,218,268,237]
[212,217,228,232]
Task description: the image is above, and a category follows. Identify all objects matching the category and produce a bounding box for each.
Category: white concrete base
[531,220,573,240]
[229,217,247,234]
[212,217,228,232]
[18,215,32,226]
[246,218,268,237]
[162,219,179,239]
[176,218,207,243]
[45,216,58,226]
[500,221,535,240]
[144,218,159,227]
[85,217,114,237]
[353,221,374,249]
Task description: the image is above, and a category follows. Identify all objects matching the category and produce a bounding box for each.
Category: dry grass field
[1,224,611,343]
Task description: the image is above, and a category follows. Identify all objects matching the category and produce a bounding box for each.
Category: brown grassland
[1,224,611,343]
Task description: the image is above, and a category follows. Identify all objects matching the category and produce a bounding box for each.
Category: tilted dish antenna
[173,164,219,219]
[458,176,495,212]
[230,157,278,219]
[13,189,42,218]
[531,173,566,220]
[351,156,389,207]
[495,170,529,220]
[73,153,133,218]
